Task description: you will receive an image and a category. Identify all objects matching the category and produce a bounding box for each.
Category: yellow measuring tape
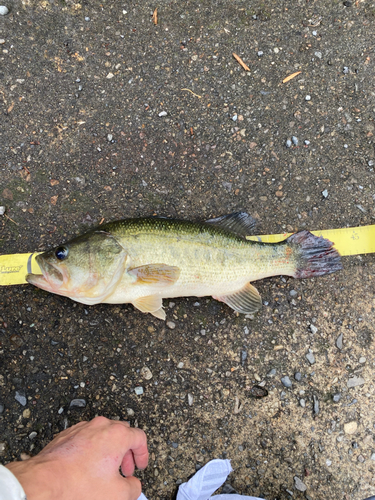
[1,225,374,286]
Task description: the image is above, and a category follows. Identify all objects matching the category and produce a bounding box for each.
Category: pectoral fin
[133,294,166,320]
[213,282,262,314]
[129,264,180,287]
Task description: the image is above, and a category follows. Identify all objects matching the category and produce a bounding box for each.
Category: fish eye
[55,246,68,261]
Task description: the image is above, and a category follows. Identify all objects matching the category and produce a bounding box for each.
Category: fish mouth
[26,255,64,292]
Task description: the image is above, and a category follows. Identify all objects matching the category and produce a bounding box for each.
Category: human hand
[6,416,148,500]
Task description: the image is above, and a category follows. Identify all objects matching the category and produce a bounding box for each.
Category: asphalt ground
[1,1,375,499]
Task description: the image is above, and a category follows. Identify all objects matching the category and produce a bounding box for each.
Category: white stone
[344,421,358,434]
[140,366,153,380]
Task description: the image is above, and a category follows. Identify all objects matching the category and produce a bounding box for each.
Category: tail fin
[287,230,342,279]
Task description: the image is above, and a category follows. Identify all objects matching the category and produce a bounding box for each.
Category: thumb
[118,475,143,500]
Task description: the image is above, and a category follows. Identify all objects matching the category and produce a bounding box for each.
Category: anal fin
[150,307,166,320]
[133,295,165,320]
[213,282,262,314]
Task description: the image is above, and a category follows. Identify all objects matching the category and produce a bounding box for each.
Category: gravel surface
[1,1,375,499]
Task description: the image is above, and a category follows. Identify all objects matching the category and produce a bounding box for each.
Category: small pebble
[167,321,176,329]
[0,6,9,15]
[305,95,311,101]
[306,351,315,365]
[158,111,167,117]
[333,394,341,403]
[285,139,292,148]
[368,160,374,167]
[28,432,37,440]
[322,189,328,198]
[85,16,90,21]
[232,114,238,122]
[294,372,302,382]
[249,385,268,398]
[359,356,366,364]
[0,403,4,414]
[343,66,349,74]
[177,362,184,369]
[23,409,31,419]
[0,206,5,215]
[69,399,86,408]
[312,30,317,36]
[326,459,332,467]
[314,51,322,59]
[0,443,6,456]
[140,366,153,380]
[172,442,178,449]
[267,368,276,377]
[127,408,135,416]
[300,399,306,408]
[344,421,358,434]
[357,454,365,463]
[15,391,27,407]
[336,333,343,350]
[281,376,292,388]
[289,290,297,297]
[310,324,318,334]
[291,136,298,145]
[304,140,310,146]
[347,376,365,388]
[107,134,113,142]
[294,476,307,492]
[241,350,247,366]
[313,394,319,414]
[188,393,194,406]
[370,453,375,461]
[134,386,144,395]
[257,51,263,57]
[0,39,5,44]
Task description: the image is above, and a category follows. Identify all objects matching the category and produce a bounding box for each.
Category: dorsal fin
[205,212,256,237]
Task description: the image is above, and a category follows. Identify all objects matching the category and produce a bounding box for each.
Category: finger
[120,428,148,474]
[118,476,142,500]
[121,449,135,477]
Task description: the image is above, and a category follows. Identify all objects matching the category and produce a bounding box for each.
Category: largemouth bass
[26,212,342,320]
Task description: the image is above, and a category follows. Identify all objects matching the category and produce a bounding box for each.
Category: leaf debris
[232,53,250,71]
[282,71,302,83]
[152,8,157,25]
